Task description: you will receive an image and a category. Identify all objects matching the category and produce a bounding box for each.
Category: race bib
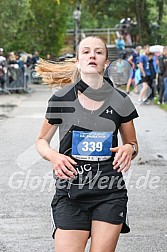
[72,131,113,161]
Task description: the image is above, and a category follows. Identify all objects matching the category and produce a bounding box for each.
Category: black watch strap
[129,143,137,156]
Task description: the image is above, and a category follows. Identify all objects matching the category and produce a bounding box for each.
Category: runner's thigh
[90,221,122,252]
[55,229,89,252]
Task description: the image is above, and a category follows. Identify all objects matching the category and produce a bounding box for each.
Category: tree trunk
[135,0,150,45]
[157,0,164,26]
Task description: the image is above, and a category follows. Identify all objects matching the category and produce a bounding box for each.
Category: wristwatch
[129,143,137,156]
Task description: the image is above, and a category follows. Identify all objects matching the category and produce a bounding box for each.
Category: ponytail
[35,58,80,86]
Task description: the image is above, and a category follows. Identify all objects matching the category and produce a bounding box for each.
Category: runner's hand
[110,144,134,172]
[49,151,78,179]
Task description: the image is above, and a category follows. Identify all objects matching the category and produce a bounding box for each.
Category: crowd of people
[120,45,167,105]
[114,18,167,105]
[0,48,40,93]
[1,43,167,105]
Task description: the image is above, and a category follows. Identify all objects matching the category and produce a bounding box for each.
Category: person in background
[26,54,33,68]
[0,48,7,92]
[134,63,142,90]
[35,36,138,252]
[32,51,39,66]
[115,58,126,85]
[158,46,167,104]
[115,35,125,59]
[6,52,19,92]
[146,52,157,103]
[138,45,151,104]
[46,54,51,60]
[126,46,142,94]
[0,48,6,63]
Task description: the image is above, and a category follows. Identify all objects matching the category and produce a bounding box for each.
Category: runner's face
[77,37,108,75]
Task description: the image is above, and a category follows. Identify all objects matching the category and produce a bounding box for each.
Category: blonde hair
[35,36,108,86]
[35,58,79,86]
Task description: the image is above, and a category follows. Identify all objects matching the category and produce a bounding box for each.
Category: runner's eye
[96,51,103,54]
[83,50,89,54]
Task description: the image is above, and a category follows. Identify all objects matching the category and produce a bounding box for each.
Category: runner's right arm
[35,118,77,179]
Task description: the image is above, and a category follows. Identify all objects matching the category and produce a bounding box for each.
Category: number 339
[82,141,102,152]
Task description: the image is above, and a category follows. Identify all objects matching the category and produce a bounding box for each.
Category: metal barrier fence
[6,67,26,91]
[66,27,117,45]
[0,66,32,94]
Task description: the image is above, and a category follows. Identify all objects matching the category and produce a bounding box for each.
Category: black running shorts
[141,75,150,83]
[51,193,130,238]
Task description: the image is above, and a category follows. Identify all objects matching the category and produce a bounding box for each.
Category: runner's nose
[89,50,96,59]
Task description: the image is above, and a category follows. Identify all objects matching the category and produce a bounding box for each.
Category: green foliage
[65,0,167,45]
[0,0,68,56]
[0,0,166,57]
[0,0,33,51]
[28,0,68,56]
[78,0,167,45]
[159,1,167,45]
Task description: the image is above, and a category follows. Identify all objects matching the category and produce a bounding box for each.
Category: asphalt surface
[0,84,167,252]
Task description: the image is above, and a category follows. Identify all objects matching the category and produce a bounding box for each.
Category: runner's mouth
[88,62,97,66]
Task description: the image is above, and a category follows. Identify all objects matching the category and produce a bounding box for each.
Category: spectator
[134,63,142,88]
[46,54,51,60]
[147,52,157,102]
[0,48,7,92]
[126,46,142,94]
[26,54,33,68]
[115,35,125,58]
[158,46,167,104]
[138,45,151,104]
[7,52,19,92]
[32,51,39,66]
[0,48,6,62]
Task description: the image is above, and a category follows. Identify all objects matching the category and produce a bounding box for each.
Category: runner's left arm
[110,120,138,172]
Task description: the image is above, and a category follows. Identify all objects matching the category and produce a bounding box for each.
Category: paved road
[0,85,166,252]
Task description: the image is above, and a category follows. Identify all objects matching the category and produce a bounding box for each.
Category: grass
[120,85,167,112]
[153,96,167,111]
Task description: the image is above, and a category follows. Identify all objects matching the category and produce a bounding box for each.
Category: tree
[0,0,69,56]
[0,0,33,52]
[156,0,166,44]
[28,0,68,56]
[0,0,166,56]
